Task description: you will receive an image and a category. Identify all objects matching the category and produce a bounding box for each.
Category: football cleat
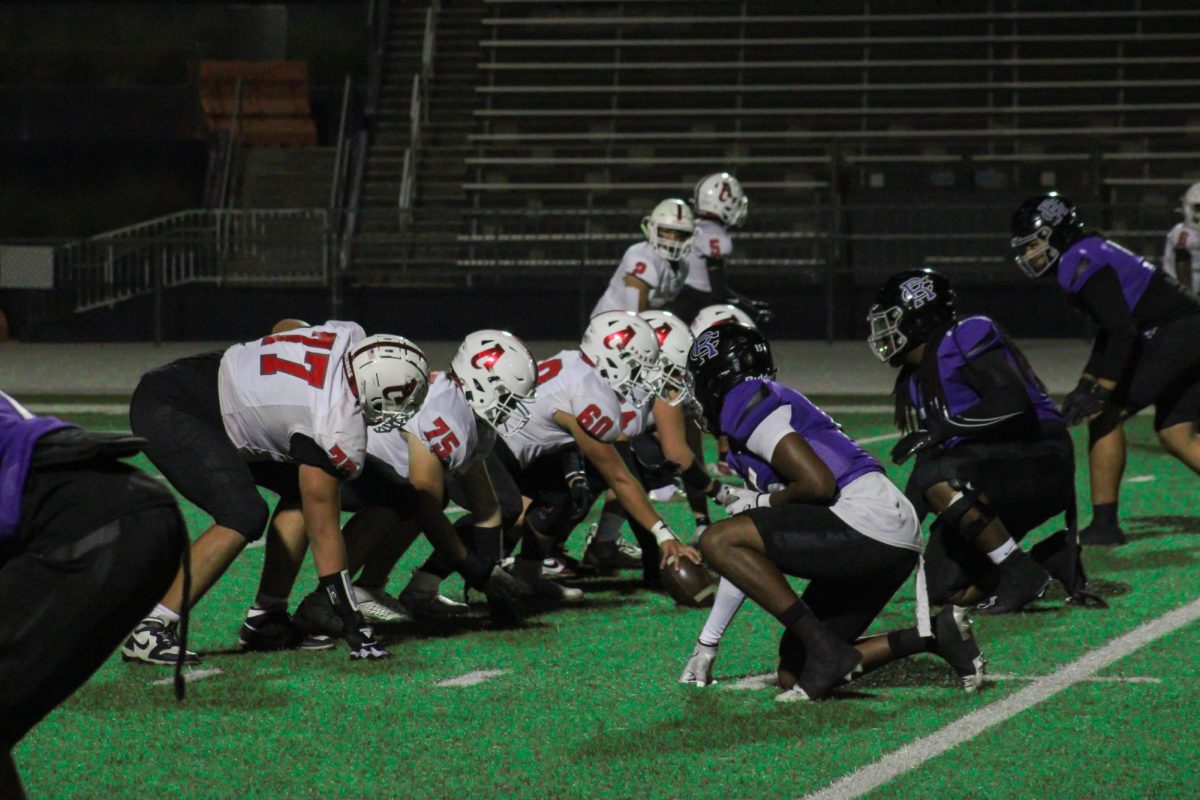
[353,585,414,624]
[122,617,200,665]
[774,686,813,703]
[931,605,986,693]
[976,550,1052,615]
[511,572,585,602]
[238,607,302,651]
[397,587,471,619]
[1078,522,1127,547]
[298,634,336,651]
[582,537,643,573]
[541,555,579,579]
[648,484,679,503]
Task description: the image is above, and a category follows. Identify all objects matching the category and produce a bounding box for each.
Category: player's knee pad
[525,500,576,542]
[215,493,271,543]
[932,479,994,543]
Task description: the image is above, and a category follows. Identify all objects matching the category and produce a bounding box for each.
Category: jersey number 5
[259,331,336,389]
[423,416,460,461]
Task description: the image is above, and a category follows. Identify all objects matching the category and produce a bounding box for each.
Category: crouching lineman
[241,329,535,641]
[123,322,428,663]
[1013,193,1200,544]
[1,392,185,798]
[583,310,727,580]
[868,268,1100,613]
[491,311,701,599]
[679,324,984,701]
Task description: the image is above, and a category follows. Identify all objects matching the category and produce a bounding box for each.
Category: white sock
[698,578,746,647]
[252,593,288,613]
[404,569,442,595]
[986,538,1019,565]
[151,603,180,625]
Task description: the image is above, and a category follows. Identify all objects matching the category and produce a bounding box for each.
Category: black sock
[1091,502,1119,528]
[775,600,810,629]
[887,627,930,659]
[418,556,455,580]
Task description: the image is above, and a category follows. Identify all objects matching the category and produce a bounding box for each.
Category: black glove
[737,297,774,329]
[1061,379,1111,427]
[566,472,593,517]
[891,430,937,465]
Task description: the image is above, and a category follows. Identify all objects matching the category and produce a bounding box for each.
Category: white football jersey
[218,320,367,478]
[501,350,622,468]
[591,241,689,316]
[618,386,655,439]
[684,218,733,293]
[1162,222,1200,294]
[367,372,495,479]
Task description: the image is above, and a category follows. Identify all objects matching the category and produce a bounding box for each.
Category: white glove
[723,487,772,515]
[712,483,753,506]
[679,641,719,686]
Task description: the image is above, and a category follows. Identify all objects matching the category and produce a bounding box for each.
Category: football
[661,559,718,607]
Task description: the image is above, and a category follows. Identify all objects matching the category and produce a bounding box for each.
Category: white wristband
[756,492,773,509]
[650,520,677,545]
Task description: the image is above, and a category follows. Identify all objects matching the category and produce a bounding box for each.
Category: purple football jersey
[1058,236,1154,311]
[720,379,881,493]
[0,391,74,540]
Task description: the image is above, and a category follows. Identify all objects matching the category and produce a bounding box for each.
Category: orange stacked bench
[199,61,317,147]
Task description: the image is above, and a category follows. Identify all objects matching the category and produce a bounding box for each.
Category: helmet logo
[1037,197,1070,224]
[382,379,419,402]
[692,329,719,364]
[470,344,505,370]
[900,276,937,308]
[718,182,732,201]
[603,326,635,350]
[654,323,672,346]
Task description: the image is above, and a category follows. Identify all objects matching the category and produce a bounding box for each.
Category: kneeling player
[680,324,983,701]
[1,392,185,798]
[868,268,1098,613]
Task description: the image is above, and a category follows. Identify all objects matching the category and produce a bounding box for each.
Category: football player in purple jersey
[1013,193,1200,545]
[679,325,984,701]
[868,268,1101,614]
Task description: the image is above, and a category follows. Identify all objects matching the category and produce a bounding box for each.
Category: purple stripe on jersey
[0,395,74,540]
[1058,236,1154,311]
[720,379,881,492]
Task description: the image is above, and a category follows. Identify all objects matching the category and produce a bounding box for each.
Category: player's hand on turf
[1061,378,1111,426]
[891,430,936,465]
[660,539,702,568]
[679,641,719,686]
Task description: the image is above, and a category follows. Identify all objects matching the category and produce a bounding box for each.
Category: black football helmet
[867,268,957,367]
[1010,192,1085,277]
[686,323,776,433]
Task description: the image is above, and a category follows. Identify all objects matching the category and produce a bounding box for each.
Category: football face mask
[866,304,907,364]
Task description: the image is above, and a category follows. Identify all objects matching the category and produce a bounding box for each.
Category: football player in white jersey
[673,172,772,327]
[122,321,428,663]
[1163,182,1200,294]
[582,311,735,579]
[494,311,700,599]
[590,199,695,316]
[244,330,539,636]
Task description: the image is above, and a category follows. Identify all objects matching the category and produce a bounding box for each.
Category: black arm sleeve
[926,349,1033,440]
[1075,267,1140,383]
[705,256,730,299]
[288,433,342,479]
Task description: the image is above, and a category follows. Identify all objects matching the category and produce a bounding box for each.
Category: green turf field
[14,405,1200,799]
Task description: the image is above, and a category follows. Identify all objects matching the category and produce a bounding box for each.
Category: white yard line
[435,669,508,687]
[987,672,1161,685]
[722,672,777,691]
[151,668,224,686]
[1123,475,1156,483]
[825,405,892,414]
[800,595,1200,800]
[29,403,128,415]
[857,432,902,445]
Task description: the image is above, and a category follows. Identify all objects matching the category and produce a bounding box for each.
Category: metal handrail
[217,77,244,209]
[330,75,354,212]
[398,0,441,219]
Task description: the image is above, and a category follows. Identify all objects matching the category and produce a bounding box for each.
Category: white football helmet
[641,199,696,261]
[639,309,693,406]
[1183,182,1200,227]
[688,304,757,338]
[580,311,661,401]
[693,172,749,228]
[344,334,430,432]
[450,329,538,434]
